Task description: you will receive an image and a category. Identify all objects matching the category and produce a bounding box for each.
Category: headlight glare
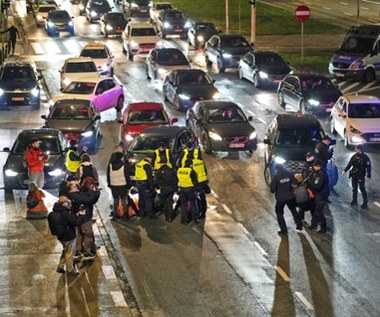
[208,131,222,141]
[222,53,232,58]
[308,99,320,106]
[81,131,93,138]
[178,94,190,100]
[5,169,18,177]
[258,71,268,79]
[249,131,257,140]
[48,169,64,176]
[274,156,286,164]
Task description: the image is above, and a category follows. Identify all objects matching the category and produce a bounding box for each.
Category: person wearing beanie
[26,182,48,219]
[66,139,88,177]
[177,140,202,168]
[314,135,333,167]
[153,141,173,170]
[342,144,371,209]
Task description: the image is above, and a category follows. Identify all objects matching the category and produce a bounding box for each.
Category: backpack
[80,165,95,184]
[47,210,65,236]
[26,192,38,209]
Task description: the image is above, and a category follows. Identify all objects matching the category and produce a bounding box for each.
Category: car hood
[130,35,160,44]
[273,145,314,162]
[259,64,291,75]
[304,89,342,103]
[49,17,71,24]
[223,47,252,56]
[125,122,169,136]
[46,119,93,133]
[348,118,380,132]
[53,94,91,103]
[207,122,254,136]
[0,80,38,91]
[4,153,64,173]
[179,85,217,98]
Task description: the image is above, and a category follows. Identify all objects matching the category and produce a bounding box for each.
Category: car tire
[128,49,134,61]
[330,119,337,135]
[253,73,260,88]
[264,163,271,186]
[363,68,376,83]
[115,95,124,111]
[238,67,244,80]
[205,54,212,67]
[278,91,285,107]
[161,31,166,39]
[110,67,114,77]
[217,58,225,73]
[202,134,212,154]
[146,66,151,80]
[104,31,108,38]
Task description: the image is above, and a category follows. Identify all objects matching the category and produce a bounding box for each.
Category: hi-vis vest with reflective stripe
[66,149,80,173]
[135,160,151,181]
[154,149,172,169]
[180,148,200,167]
[177,167,194,188]
[192,159,208,183]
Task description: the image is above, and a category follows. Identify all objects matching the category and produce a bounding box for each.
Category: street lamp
[225,0,229,34]
[249,0,256,44]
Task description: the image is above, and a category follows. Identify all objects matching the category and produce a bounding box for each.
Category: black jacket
[54,202,83,242]
[315,142,333,167]
[344,152,371,179]
[270,167,296,202]
[309,168,330,201]
[67,189,100,222]
[154,164,178,195]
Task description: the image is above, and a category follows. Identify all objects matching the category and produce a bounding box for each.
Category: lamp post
[357,0,360,25]
[225,0,229,34]
[249,0,256,44]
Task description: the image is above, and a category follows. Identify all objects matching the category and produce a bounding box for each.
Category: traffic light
[248,0,256,7]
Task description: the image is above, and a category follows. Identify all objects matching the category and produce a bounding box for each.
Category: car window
[51,105,90,119]
[65,81,96,94]
[302,77,335,91]
[131,136,172,151]
[128,110,167,124]
[207,107,245,123]
[104,79,116,91]
[220,36,249,47]
[1,66,35,81]
[14,137,60,155]
[338,99,347,113]
[80,49,108,59]
[276,128,322,146]
[49,11,70,19]
[348,103,380,118]
[131,28,157,36]
[157,50,188,66]
[65,62,97,73]
[256,53,285,66]
[178,72,211,85]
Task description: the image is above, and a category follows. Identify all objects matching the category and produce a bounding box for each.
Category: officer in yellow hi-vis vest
[135,153,155,217]
[66,140,88,177]
[192,158,210,218]
[153,141,173,170]
[177,140,202,168]
[177,159,199,224]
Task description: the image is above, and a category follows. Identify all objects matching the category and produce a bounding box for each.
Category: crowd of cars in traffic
[1,0,380,192]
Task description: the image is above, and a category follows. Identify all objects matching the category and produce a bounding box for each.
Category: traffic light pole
[249,0,256,44]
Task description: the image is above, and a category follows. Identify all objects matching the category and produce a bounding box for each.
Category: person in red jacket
[25,138,49,189]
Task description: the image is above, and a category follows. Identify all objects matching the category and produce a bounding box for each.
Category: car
[0,61,41,110]
[99,12,127,37]
[186,100,257,154]
[330,94,380,147]
[59,57,99,89]
[187,21,219,49]
[238,51,292,88]
[44,10,74,37]
[80,42,114,76]
[277,72,343,114]
[78,0,89,15]
[262,113,326,185]
[41,99,101,151]
[85,0,112,23]
[34,3,59,26]
[149,2,173,22]
[51,76,125,112]
[125,126,196,180]
[2,128,67,193]
[118,101,178,146]
[155,9,190,39]
[122,21,161,61]
[145,48,191,80]
[205,34,253,73]
[163,69,219,111]
[122,0,150,17]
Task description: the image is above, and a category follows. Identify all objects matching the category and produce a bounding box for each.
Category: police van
[328,25,380,83]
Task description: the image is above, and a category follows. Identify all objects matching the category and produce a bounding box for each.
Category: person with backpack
[48,196,85,275]
[26,182,48,219]
[25,138,49,189]
[75,153,99,186]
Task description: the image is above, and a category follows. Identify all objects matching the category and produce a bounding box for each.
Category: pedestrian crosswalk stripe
[44,41,61,55]
[63,39,83,53]
[31,43,45,55]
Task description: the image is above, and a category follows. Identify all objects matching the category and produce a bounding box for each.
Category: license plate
[12,97,24,101]
[370,138,380,142]
[175,28,183,32]
[140,9,147,12]
[336,72,344,77]
[230,143,245,148]
[116,30,123,33]
[326,108,332,112]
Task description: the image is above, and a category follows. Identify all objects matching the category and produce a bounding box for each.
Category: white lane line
[31,43,44,55]
[110,291,128,307]
[340,2,348,5]
[253,241,268,257]
[361,6,369,10]
[276,266,291,282]
[323,7,332,10]
[344,12,354,16]
[341,82,361,94]
[256,116,266,124]
[374,201,380,208]
[358,82,376,93]
[222,203,232,215]
[295,292,315,311]
[102,265,117,280]
[211,189,219,199]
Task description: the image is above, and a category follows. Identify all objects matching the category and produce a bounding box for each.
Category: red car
[118,102,178,146]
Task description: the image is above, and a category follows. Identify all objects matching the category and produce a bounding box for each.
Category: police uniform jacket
[343,152,371,179]
[153,148,173,169]
[177,167,198,188]
[192,158,208,185]
[178,148,202,167]
[308,168,330,200]
[154,164,178,195]
[66,146,86,173]
[135,159,154,187]
[270,168,296,202]
[314,142,333,166]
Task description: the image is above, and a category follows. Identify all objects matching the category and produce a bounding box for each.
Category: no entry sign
[295,5,310,22]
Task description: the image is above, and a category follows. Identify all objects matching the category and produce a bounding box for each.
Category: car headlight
[350,126,362,134]
[273,156,286,164]
[63,78,71,87]
[351,135,364,143]
[208,131,222,141]
[81,131,93,138]
[48,169,64,177]
[131,2,138,7]
[196,35,204,42]
[349,60,362,70]
[258,71,268,79]
[156,40,163,48]
[125,134,134,142]
[213,91,221,99]
[178,94,190,100]
[101,63,110,71]
[157,68,167,75]
[308,99,320,106]
[47,21,54,28]
[130,40,139,48]
[4,169,18,177]
[68,21,74,26]
[222,53,232,58]
[91,11,97,17]
[184,21,191,28]
[31,87,39,97]
[106,24,113,30]
[0,88,4,96]
[37,15,42,20]
[249,130,257,140]
[163,22,170,28]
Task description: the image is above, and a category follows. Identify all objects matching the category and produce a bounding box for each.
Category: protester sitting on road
[26,182,48,219]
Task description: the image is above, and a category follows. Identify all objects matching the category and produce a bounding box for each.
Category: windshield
[134,0,149,5]
[91,2,110,10]
[348,103,380,118]
[107,13,125,21]
[65,62,97,73]
[131,28,157,36]
[157,50,188,66]
[38,6,56,12]
[80,49,108,59]
[340,36,375,54]
[64,81,96,94]
[197,24,216,32]
[301,77,336,91]
[2,67,36,81]
[166,12,185,20]
[156,3,172,10]
[51,105,91,119]
[178,72,212,85]
[13,137,60,155]
[220,36,250,47]
[130,136,173,151]
[276,129,323,147]
[128,110,167,125]
[49,11,70,19]
[207,107,246,123]
[256,53,286,66]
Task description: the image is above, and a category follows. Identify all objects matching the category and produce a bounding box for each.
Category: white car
[122,21,161,61]
[330,94,380,147]
[149,2,173,22]
[34,4,59,26]
[59,57,99,89]
[52,76,125,112]
[80,42,114,77]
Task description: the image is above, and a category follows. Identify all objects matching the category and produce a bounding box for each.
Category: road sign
[295,5,310,22]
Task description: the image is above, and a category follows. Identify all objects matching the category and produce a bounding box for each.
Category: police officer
[270,164,303,234]
[177,159,199,224]
[314,135,333,167]
[308,159,330,234]
[135,154,155,218]
[66,140,87,177]
[177,141,202,168]
[342,144,371,209]
[153,141,174,170]
[192,157,209,218]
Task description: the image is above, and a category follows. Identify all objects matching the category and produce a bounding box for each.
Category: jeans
[351,177,367,205]
[76,221,94,255]
[28,171,44,189]
[58,239,76,271]
[275,198,302,232]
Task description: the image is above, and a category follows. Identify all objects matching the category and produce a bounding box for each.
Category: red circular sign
[295,5,310,22]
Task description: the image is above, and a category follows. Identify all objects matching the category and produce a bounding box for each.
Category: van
[328,25,380,83]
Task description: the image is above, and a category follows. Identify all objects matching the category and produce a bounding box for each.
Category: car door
[206,36,219,63]
[282,76,300,110]
[163,72,176,103]
[241,52,254,80]
[334,98,347,137]
[188,24,195,45]
[92,79,116,111]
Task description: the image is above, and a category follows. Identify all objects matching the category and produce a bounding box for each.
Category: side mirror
[117,118,123,124]
[170,117,178,124]
[94,115,101,121]
[248,116,253,121]
[263,138,271,145]
[41,115,47,120]
[2,147,10,152]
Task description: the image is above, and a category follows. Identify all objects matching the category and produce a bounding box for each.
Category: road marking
[323,7,332,10]
[211,189,219,199]
[344,12,354,16]
[31,43,44,55]
[374,201,380,209]
[276,266,291,282]
[253,241,268,257]
[295,292,314,311]
[358,82,376,93]
[102,265,117,280]
[361,6,369,10]
[340,2,348,5]
[222,203,232,215]
[341,81,360,94]
[110,291,128,307]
